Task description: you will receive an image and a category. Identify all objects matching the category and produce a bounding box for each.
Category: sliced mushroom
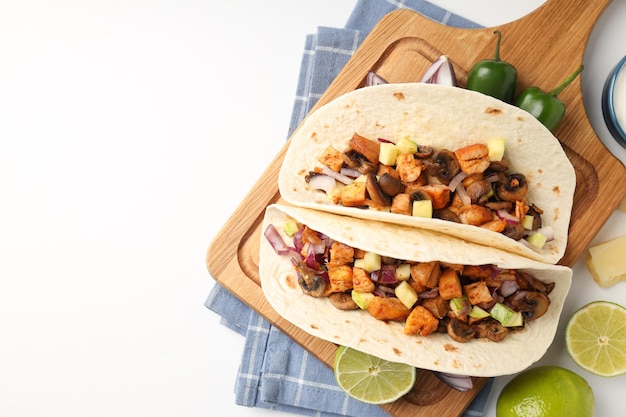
[433,208,461,223]
[472,318,508,342]
[488,158,510,172]
[496,173,528,202]
[410,189,431,203]
[415,145,434,159]
[526,204,544,230]
[507,291,550,321]
[465,179,492,203]
[343,149,378,175]
[378,173,405,197]
[295,261,327,297]
[328,292,359,310]
[447,318,475,343]
[485,201,514,211]
[501,222,525,240]
[426,149,460,184]
[365,173,391,206]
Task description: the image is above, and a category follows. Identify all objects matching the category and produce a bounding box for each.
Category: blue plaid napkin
[206,1,493,416]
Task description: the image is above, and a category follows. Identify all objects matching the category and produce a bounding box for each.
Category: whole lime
[496,366,594,417]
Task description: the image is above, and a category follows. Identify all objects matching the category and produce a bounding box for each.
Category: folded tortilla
[278,83,576,264]
[259,204,572,377]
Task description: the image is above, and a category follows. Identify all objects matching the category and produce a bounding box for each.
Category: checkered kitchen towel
[206,1,492,416]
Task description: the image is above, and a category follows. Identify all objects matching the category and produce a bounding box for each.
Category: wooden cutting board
[207,1,626,416]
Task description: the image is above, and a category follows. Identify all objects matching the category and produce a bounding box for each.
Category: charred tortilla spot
[553,185,561,195]
[444,344,458,352]
[393,348,402,356]
[359,338,367,343]
[310,324,319,330]
[452,359,462,368]
[286,274,297,290]
[393,92,406,101]
[484,107,502,115]
[517,116,524,122]
[310,132,319,141]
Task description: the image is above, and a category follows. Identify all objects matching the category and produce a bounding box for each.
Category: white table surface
[1,1,624,416]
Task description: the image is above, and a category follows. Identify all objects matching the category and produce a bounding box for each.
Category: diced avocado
[449,296,471,315]
[395,281,418,309]
[412,199,433,218]
[487,138,506,161]
[379,142,399,166]
[490,302,524,327]
[283,219,299,237]
[522,215,535,230]
[351,291,375,309]
[526,232,547,249]
[396,137,418,155]
[395,263,411,281]
[363,252,382,272]
[353,258,365,270]
[469,305,490,319]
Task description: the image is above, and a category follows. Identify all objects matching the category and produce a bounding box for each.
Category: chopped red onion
[366,71,389,86]
[374,285,396,298]
[308,174,336,194]
[264,224,289,254]
[340,167,361,178]
[420,56,457,86]
[434,372,473,392]
[498,279,520,297]
[418,287,439,299]
[455,182,471,206]
[321,165,354,185]
[447,171,468,191]
[496,209,520,224]
[378,265,398,284]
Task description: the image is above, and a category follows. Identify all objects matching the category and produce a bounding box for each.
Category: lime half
[333,346,416,404]
[565,301,626,377]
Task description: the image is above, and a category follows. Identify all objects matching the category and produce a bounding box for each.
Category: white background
[1,1,625,416]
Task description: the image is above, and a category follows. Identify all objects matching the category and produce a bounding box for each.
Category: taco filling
[264,215,555,344]
[308,133,550,248]
[278,83,576,265]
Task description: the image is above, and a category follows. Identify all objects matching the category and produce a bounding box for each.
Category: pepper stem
[549,65,584,98]
[493,31,503,62]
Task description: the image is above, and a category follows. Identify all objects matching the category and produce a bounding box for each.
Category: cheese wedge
[586,234,626,288]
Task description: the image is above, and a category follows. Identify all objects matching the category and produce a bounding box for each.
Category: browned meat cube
[318,146,345,172]
[352,267,375,293]
[327,265,353,294]
[367,297,411,321]
[463,281,494,305]
[340,181,367,207]
[419,184,451,209]
[438,269,462,300]
[404,306,439,336]
[390,193,412,215]
[329,242,354,266]
[349,133,380,164]
[421,296,450,319]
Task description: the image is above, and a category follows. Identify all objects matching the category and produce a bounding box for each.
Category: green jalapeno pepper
[515,65,584,132]
[466,31,518,104]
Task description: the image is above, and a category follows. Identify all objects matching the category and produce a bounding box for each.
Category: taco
[278,83,575,264]
[259,204,572,377]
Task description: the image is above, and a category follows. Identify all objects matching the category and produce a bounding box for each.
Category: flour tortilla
[259,204,572,377]
[278,83,576,265]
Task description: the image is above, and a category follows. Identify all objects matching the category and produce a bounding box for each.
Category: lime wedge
[333,346,416,404]
[565,301,626,377]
